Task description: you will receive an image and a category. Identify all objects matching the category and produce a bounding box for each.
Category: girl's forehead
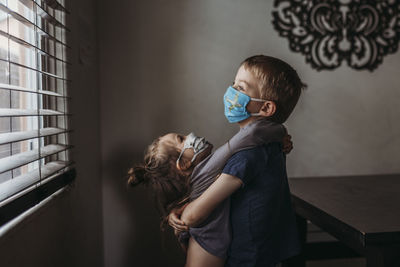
[161,133,175,141]
[160,134,174,145]
[159,133,180,150]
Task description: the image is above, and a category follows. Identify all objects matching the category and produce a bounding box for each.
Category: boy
[169,55,305,266]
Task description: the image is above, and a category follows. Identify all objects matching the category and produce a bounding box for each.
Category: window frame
[0,0,74,229]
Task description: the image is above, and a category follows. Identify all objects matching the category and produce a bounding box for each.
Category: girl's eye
[178,135,184,142]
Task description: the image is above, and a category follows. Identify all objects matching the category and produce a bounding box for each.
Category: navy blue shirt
[222,143,300,267]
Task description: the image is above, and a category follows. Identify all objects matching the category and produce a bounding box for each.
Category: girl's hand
[168,204,189,232]
[173,228,182,237]
[282,134,293,154]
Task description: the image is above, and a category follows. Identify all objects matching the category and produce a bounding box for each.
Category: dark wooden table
[287,174,400,267]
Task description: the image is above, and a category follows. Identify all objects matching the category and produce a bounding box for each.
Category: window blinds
[0,0,73,213]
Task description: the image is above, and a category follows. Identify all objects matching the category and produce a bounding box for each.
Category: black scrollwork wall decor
[272,0,400,71]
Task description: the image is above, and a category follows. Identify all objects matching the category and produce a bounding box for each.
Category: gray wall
[98,0,400,266]
[0,0,103,266]
[1,0,398,266]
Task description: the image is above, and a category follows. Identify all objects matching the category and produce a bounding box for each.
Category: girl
[127,119,291,267]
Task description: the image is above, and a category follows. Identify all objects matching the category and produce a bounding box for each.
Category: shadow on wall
[99,0,191,266]
[104,148,185,267]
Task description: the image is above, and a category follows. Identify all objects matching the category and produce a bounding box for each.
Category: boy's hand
[282,134,293,154]
[168,204,189,232]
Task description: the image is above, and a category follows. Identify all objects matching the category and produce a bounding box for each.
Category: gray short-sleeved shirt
[181,119,286,258]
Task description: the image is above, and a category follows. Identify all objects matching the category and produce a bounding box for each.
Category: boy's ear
[176,157,192,172]
[259,100,276,117]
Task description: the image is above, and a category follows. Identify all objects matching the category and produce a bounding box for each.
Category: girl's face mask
[223,86,266,123]
[176,132,210,166]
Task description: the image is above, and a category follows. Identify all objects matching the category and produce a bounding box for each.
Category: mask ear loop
[176,134,209,169]
[176,134,193,166]
[176,148,190,171]
[176,143,209,171]
[176,148,186,166]
[249,98,266,116]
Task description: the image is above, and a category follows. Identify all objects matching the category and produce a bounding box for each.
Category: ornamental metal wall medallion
[272,0,400,71]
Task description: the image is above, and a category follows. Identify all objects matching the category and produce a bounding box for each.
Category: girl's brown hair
[127,137,191,229]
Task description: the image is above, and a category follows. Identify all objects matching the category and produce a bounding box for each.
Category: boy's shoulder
[244,119,286,137]
[228,142,282,167]
[241,119,286,145]
[223,143,284,187]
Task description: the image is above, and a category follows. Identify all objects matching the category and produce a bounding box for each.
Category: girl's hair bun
[127,165,147,187]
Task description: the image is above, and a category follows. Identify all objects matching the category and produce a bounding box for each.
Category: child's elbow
[181,209,203,227]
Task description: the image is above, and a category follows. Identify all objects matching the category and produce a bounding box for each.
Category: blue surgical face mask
[223,86,266,123]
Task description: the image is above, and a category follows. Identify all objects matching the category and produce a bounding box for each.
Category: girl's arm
[168,173,241,230]
[168,133,292,230]
[282,134,293,154]
[181,173,242,227]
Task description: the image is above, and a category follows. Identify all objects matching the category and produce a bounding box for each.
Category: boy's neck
[238,116,263,129]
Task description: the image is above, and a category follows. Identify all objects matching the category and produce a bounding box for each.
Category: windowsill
[0,168,76,230]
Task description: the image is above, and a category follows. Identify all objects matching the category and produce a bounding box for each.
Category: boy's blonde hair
[241,55,306,123]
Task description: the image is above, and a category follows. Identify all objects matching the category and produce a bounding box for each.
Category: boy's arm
[168,173,242,229]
